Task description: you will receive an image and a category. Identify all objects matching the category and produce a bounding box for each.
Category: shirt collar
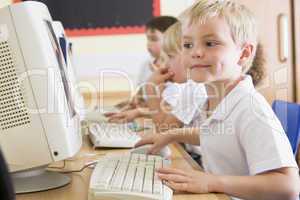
[208,75,255,122]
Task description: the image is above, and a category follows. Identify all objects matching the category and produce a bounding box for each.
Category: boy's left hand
[157,167,217,194]
[148,67,174,85]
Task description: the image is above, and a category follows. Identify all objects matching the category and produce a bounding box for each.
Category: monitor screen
[59,36,67,66]
[44,20,76,118]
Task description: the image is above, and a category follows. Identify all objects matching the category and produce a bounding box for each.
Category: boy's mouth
[190,64,211,69]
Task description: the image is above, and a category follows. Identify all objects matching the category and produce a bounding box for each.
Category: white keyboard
[88,122,141,148]
[88,153,173,200]
[84,106,120,123]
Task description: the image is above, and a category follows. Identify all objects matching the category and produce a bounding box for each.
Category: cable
[47,160,66,169]
[47,153,104,172]
[65,153,106,161]
[59,161,98,173]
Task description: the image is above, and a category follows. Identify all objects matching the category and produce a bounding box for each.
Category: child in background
[112,16,178,112]
[107,16,177,125]
[135,1,300,199]
[246,42,265,86]
[144,22,207,161]
[108,22,208,136]
[136,16,178,86]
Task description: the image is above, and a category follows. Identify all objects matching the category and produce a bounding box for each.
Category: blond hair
[160,7,194,60]
[162,22,182,56]
[185,0,258,71]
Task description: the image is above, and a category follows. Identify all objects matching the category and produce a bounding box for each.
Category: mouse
[130,144,171,158]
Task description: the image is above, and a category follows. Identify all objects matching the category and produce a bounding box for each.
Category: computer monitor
[52,21,86,120]
[0,1,82,193]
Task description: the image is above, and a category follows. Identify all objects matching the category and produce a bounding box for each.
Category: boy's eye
[183,43,193,49]
[205,41,218,47]
[147,36,159,42]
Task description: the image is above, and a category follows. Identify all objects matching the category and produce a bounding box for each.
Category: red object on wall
[13,0,161,37]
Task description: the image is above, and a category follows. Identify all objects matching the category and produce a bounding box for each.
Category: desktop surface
[16,92,229,200]
[16,136,229,200]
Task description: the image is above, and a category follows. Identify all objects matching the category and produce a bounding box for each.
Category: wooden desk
[16,136,229,200]
[16,93,229,200]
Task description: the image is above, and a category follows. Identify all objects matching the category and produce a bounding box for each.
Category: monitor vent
[0,41,30,130]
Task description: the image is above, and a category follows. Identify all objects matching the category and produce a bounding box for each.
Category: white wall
[70,0,195,92]
[0,0,10,8]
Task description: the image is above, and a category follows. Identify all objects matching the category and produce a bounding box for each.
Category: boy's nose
[191,47,204,59]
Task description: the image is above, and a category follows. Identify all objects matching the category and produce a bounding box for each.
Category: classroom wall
[0,0,10,7]
[0,0,194,94]
[70,0,194,94]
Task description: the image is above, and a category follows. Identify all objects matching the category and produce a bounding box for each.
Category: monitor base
[12,167,70,194]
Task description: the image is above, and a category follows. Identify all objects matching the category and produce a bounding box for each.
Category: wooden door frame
[292,0,300,102]
[291,0,300,166]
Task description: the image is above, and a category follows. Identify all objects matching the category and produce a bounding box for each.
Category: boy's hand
[134,132,174,155]
[105,109,140,123]
[157,167,218,194]
[129,95,142,108]
[148,67,174,85]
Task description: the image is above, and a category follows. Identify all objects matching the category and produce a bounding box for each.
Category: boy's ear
[238,43,254,65]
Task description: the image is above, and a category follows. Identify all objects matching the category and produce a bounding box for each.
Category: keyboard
[88,122,141,148]
[84,106,120,123]
[88,153,173,200]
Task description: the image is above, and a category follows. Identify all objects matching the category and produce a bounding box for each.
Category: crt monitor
[52,21,85,120]
[0,1,82,193]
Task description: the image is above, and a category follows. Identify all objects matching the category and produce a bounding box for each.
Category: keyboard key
[97,166,117,187]
[147,155,156,162]
[122,165,136,191]
[110,163,127,190]
[143,166,154,193]
[154,159,162,169]
[132,166,145,192]
[138,154,146,162]
[153,180,163,194]
[131,153,139,163]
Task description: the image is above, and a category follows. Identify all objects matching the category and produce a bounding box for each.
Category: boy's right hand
[105,109,140,123]
[148,67,174,85]
[134,132,174,155]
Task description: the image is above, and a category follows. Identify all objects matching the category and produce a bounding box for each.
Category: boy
[135,1,300,199]
[136,16,178,86]
[146,21,266,165]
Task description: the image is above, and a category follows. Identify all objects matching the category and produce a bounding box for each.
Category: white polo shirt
[162,79,207,125]
[136,58,153,88]
[184,106,208,155]
[199,75,298,199]
[162,80,207,156]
